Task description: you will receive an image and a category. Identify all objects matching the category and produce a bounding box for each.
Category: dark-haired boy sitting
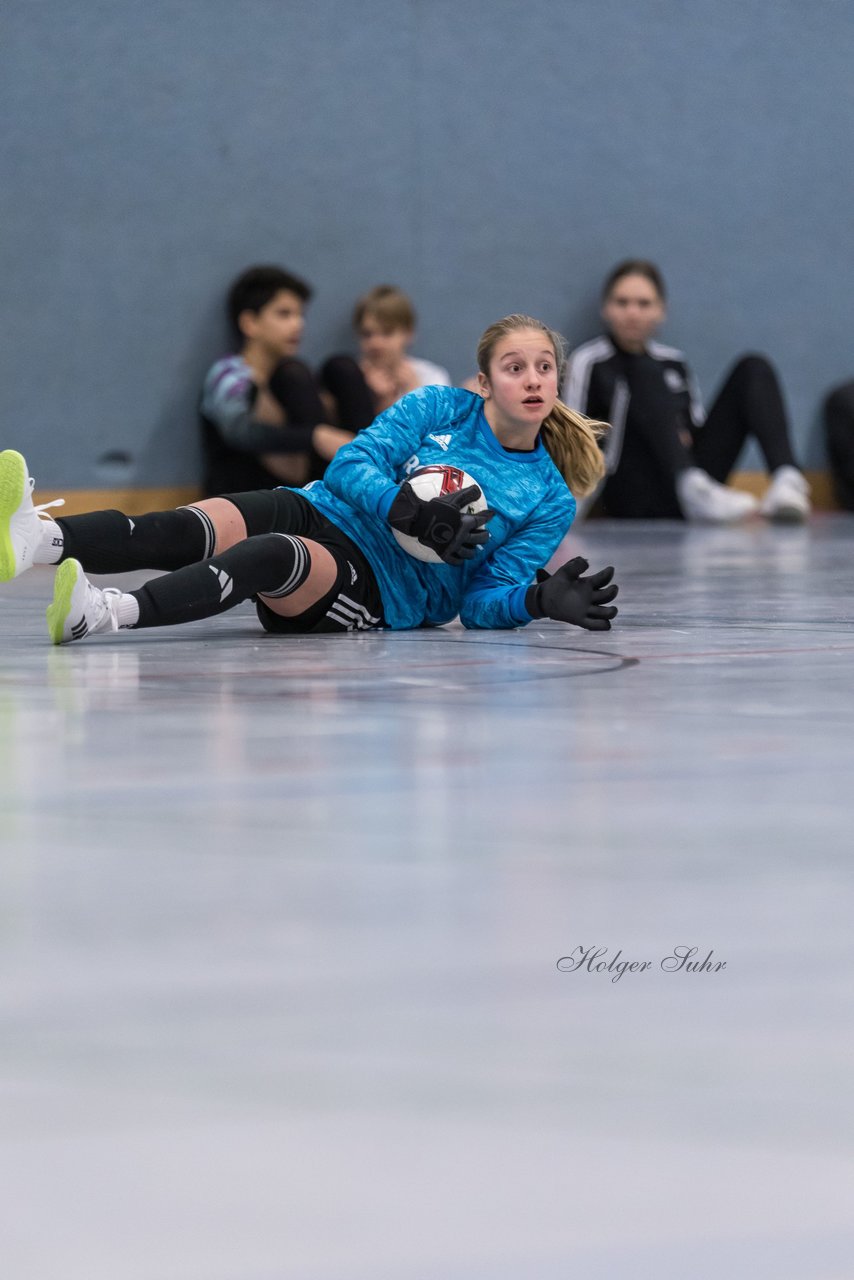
[200,265,353,496]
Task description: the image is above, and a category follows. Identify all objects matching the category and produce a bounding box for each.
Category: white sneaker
[676,467,759,524]
[759,466,811,523]
[47,559,122,645]
[0,449,65,581]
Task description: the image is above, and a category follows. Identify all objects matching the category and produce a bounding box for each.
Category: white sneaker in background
[759,466,811,523]
[676,467,759,524]
[0,449,65,581]
[47,559,123,645]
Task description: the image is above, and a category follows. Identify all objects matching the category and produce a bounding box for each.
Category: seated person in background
[200,265,353,497]
[319,285,452,431]
[564,259,811,523]
[823,380,854,511]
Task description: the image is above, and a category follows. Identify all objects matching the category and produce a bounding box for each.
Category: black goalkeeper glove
[525,556,619,630]
[388,482,495,565]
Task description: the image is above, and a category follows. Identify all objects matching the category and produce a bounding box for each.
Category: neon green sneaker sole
[46,558,81,645]
[0,449,26,583]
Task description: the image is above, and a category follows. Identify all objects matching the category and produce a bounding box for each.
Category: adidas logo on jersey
[209,565,233,602]
[428,433,452,451]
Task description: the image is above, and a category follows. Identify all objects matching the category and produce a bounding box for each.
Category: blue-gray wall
[2,0,853,486]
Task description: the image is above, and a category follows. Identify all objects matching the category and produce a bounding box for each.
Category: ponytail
[540,400,608,497]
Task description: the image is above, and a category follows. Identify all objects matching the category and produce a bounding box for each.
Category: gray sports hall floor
[2,517,853,1280]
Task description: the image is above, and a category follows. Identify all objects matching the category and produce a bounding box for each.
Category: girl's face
[601,273,666,352]
[478,329,559,434]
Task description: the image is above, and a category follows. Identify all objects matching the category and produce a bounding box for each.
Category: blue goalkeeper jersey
[299,385,576,629]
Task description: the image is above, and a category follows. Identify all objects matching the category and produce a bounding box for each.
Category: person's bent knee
[186,498,247,554]
[730,352,776,383]
[269,356,316,396]
[258,537,338,617]
[319,353,362,383]
[824,381,854,421]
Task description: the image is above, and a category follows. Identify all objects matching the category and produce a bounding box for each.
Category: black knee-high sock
[130,533,311,628]
[57,507,214,573]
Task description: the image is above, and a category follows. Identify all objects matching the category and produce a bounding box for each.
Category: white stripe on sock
[182,505,217,559]
[262,535,309,598]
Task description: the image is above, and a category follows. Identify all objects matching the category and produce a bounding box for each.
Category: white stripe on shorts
[326,592,381,630]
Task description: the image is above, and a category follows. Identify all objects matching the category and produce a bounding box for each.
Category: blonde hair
[476,314,608,497]
[353,285,416,333]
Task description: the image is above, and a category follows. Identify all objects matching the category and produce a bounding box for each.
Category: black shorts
[223,488,385,634]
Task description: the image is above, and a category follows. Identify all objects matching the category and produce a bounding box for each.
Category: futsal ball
[392,465,488,563]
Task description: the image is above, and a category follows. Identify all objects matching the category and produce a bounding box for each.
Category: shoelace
[95,586,124,632]
[26,476,66,519]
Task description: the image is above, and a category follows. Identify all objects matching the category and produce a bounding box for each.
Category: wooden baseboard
[33,471,840,517]
[728,469,836,510]
[32,486,203,517]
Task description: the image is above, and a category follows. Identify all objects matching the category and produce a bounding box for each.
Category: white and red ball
[392,465,488,563]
